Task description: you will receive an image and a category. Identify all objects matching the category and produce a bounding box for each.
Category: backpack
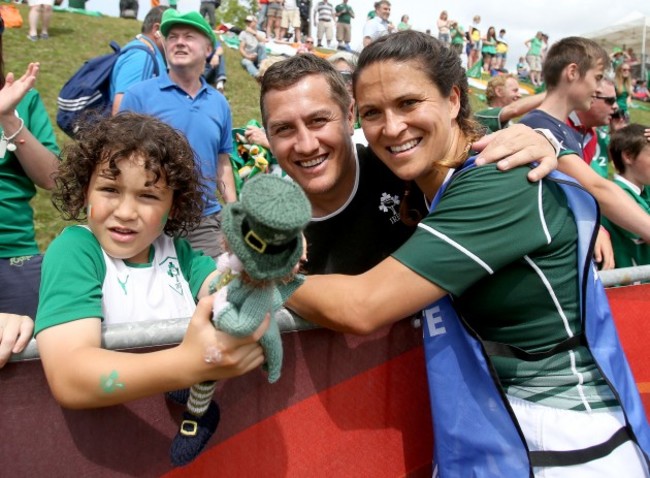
[56,40,159,138]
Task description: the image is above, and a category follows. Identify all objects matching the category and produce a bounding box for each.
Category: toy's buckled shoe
[180,420,198,436]
[170,400,221,467]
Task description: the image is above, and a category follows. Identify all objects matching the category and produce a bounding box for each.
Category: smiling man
[259,54,560,275]
[120,9,235,259]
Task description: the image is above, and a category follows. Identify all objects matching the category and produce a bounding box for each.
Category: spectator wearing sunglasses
[297,36,316,55]
[567,77,619,165]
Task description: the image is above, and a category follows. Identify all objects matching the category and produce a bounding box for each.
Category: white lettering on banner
[425,305,447,337]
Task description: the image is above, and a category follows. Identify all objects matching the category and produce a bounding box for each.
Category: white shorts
[508,395,649,477]
[28,0,54,6]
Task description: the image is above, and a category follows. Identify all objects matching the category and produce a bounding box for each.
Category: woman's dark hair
[53,112,205,237]
[353,30,483,225]
[609,123,649,174]
[0,15,5,89]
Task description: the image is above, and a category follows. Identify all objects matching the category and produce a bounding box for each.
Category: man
[239,16,267,79]
[313,0,334,48]
[280,0,302,43]
[258,54,559,275]
[120,9,236,259]
[298,0,311,39]
[334,0,354,51]
[474,74,545,133]
[110,6,168,115]
[362,0,394,47]
[298,36,316,55]
[566,77,618,165]
[199,0,220,29]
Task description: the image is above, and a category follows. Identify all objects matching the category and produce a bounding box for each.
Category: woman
[0,15,59,321]
[481,26,497,72]
[614,62,633,123]
[525,31,544,86]
[397,14,411,31]
[287,31,650,476]
[436,10,450,46]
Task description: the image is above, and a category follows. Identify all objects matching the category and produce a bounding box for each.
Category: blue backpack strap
[119,39,161,77]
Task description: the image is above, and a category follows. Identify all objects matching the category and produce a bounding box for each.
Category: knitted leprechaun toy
[170,174,311,466]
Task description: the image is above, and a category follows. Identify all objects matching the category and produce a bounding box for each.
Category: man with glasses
[567,77,618,165]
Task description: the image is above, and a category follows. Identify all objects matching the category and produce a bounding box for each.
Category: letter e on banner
[425,305,447,337]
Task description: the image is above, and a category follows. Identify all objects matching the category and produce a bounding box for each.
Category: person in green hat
[120,9,236,260]
[171,174,311,466]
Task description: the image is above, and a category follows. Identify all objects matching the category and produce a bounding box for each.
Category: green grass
[4,6,650,251]
[4,5,261,250]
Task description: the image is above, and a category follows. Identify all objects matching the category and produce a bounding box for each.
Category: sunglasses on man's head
[594,95,617,106]
[339,71,353,83]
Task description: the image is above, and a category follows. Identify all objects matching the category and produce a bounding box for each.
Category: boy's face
[573,60,605,112]
[86,155,173,264]
[625,145,650,189]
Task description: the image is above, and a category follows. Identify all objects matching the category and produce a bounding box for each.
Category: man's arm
[111,93,124,115]
[217,152,237,203]
[499,92,546,124]
[559,154,650,242]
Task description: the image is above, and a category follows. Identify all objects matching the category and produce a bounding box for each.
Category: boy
[602,124,650,267]
[518,36,650,260]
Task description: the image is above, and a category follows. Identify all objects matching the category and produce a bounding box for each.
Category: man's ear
[346,100,356,136]
[565,63,579,82]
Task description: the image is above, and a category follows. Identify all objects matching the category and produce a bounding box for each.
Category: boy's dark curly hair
[52,112,206,237]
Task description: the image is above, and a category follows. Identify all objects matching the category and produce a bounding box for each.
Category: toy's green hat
[613,46,623,54]
[160,9,217,45]
[221,175,311,281]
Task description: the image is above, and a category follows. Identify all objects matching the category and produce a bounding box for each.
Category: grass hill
[3,5,650,250]
[4,5,261,248]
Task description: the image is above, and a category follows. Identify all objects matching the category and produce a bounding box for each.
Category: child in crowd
[34,113,267,409]
[602,124,650,268]
[519,36,650,263]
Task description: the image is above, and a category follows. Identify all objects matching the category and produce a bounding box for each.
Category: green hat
[221,175,311,281]
[160,9,217,45]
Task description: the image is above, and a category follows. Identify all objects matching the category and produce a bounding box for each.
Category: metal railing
[9,265,650,363]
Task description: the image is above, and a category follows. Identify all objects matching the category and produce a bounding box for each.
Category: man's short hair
[142,6,168,34]
[375,0,391,10]
[542,36,609,91]
[485,74,515,105]
[259,54,351,129]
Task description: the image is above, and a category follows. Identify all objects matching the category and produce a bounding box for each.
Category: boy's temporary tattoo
[100,370,125,393]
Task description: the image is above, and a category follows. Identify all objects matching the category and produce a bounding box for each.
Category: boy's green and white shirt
[35,226,215,334]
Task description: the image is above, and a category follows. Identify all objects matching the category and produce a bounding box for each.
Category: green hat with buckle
[160,9,217,45]
[221,175,311,281]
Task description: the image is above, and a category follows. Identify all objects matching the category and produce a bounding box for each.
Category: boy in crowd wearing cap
[120,9,236,260]
[239,15,268,79]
